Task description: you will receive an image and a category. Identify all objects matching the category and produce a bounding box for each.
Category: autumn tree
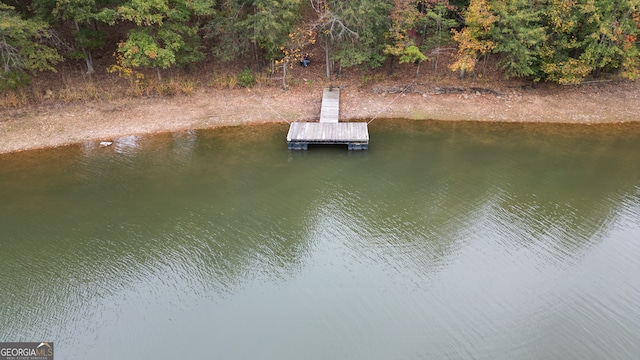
[385,0,423,73]
[621,10,640,79]
[276,27,316,89]
[449,0,495,78]
[578,0,640,79]
[386,0,418,49]
[541,0,640,84]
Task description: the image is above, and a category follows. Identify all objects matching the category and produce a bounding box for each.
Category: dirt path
[1,80,639,154]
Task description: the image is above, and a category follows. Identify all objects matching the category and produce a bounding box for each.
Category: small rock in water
[99,141,113,147]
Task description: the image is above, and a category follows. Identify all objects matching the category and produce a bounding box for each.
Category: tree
[309,0,359,78]
[400,45,428,76]
[112,0,213,80]
[205,0,253,62]
[326,0,392,70]
[621,10,640,79]
[2,0,31,14]
[52,0,119,74]
[0,4,62,88]
[275,26,315,89]
[540,0,640,84]
[385,0,437,75]
[449,0,495,78]
[243,0,302,63]
[578,0,640,79]
[417,0,457,73]
[206,0,302,68]
[490,0,546,79]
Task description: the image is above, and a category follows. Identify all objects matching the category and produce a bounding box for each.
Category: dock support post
[288,142,308,150]
[348,143,368,151]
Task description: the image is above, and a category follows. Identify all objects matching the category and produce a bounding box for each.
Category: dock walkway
[287,88,369,150]
[319,87,340,123]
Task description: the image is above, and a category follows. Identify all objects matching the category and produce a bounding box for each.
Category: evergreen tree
[325,0,393,70]
[417,0,457,73]
[207,0,301,66]
[490,0,546,79]
[112,0,213,80]
[0,3,62,88]
[242,0,302,62]
[52,0,119,74]
[205,0,253,62]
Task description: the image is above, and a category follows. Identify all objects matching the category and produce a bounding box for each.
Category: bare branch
[0,36,24,74]
[36,29,72,52]
[309,0,322,13]
[428,47,455,56]
[320,11,359,42]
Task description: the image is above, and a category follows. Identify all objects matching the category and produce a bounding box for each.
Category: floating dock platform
[287,122,369,150]
[287,88,369,150]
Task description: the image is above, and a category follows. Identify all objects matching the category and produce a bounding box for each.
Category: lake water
[1,120,639,359]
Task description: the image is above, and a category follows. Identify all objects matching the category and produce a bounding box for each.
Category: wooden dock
[319,87,340,123]
[287,88,369,150]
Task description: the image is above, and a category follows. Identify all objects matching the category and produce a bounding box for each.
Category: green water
[1,120,639,359]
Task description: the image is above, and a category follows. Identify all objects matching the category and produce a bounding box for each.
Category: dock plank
[287,122,369,143]
[319,88,340,123]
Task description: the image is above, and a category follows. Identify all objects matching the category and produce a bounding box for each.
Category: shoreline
[1,81,639,154]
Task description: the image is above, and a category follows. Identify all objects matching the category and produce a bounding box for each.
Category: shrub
[237,68,255,88]
[0,70,31,90]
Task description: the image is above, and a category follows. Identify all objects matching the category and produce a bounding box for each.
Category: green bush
[0,70,31,90]
[237,68,255,88]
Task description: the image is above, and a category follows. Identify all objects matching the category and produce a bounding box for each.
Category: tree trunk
[1,36,11,72]
[74,21,94,75]
[282,59,287,90]
[253,7,260,67]
[433,53,438,74]
[325,36,331,79]
[156,67,162,81]
[482,53,489,76]
[85,50,95,75]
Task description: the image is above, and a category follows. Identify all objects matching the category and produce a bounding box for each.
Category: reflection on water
[1,121,639,359]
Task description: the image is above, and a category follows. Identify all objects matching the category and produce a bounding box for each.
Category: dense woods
[1,0,639,91]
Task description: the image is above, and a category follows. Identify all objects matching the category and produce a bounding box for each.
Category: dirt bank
[1,79,639,154]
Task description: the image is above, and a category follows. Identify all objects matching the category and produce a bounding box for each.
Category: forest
[1,0,639,92]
